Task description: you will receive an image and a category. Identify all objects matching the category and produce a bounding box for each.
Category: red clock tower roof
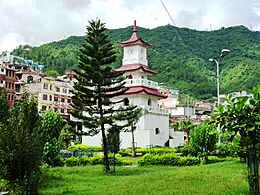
[113,63,157,75]
[123,86,167,98]
[118,20,152,48]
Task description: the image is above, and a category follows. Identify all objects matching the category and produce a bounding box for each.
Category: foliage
[68,144,103,152]
[119,147,176,156]
[202,156,238,164]
[211,85,260,194]
[12,25,260,99]
[59,124,74,148]
[210,142,242,158]
[138,153,200,166]
[0,92,44,194]
[41,109,64,166]
[64,154,132,167]
[189,122,218,162]
[171,120,195,142]
[70,19,137,173]
[44,69,60,77]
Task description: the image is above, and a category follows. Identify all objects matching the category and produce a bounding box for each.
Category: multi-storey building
[26,76,73,117]
[0,63,16,105]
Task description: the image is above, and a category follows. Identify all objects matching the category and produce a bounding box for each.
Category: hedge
[119,147,176,156]
[64,154,132,167]
[68,144,103,152]
[138,153,200,166]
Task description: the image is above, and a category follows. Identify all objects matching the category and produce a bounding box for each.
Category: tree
[71,19,136,173]
[189,122,218,163]
[41,109,64,166]
[44,69,60,77]
[172,120,195,142]
[211,85,260,194]
[0,92,44,194]
[59,124,74,148]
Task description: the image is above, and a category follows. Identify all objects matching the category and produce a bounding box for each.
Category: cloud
[0,0,260,52]
[0,33,26,52]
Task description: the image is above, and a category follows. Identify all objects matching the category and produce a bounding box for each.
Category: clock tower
[120,20,149,66]
[82,20,170,149]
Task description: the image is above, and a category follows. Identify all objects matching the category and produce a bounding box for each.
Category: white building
[82,21,170,148]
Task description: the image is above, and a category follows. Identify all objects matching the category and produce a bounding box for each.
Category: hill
[12,25,260,99]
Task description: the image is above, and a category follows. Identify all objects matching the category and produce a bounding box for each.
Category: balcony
[141,105,169,116]
[125,78,158,89]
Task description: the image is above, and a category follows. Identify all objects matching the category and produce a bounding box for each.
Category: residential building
[0,63,16,105]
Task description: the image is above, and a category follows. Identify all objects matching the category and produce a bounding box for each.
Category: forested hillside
[12,25,260,99]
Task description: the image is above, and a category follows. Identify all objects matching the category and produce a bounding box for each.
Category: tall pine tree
[71,19,136,173]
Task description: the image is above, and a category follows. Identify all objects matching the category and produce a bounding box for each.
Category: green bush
[138,154,200,166]
[68,144,103,152]
[211,143,241,157]
[202,156,239,164]
[64,154,132,167]
[119,147,176,156]
[65,157,80,166]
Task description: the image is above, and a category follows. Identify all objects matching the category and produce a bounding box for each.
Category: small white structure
[82,21,170,148]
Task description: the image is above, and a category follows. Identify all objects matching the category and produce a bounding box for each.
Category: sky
[1,0,260,52]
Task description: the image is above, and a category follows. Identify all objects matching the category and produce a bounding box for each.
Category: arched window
[124,98,129,106]
[155,128,160,135]
[148,98,152,106]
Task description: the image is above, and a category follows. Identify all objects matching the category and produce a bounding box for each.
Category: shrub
[64,154,132,167]
[138,154,200,166]
[65,157,80,166]
[211,143,241,157]
[119,147,176,156]
[202,156,239,164]
[68,144,103,152]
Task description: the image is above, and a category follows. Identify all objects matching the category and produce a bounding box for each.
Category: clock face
[127,48,135,55]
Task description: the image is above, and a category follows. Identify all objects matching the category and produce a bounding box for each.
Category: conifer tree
[71,19,136,173]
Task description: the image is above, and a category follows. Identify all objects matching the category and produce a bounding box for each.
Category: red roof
[113,63,156,75]
[118,20,152,48]
[123,86,167,98]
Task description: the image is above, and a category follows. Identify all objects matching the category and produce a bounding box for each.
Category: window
[148,98,152,106]
[49,95,52,101]
[56,87,60,92]
[54,107,58,112]
[42,105,47,111]
[67,99,71,103]
[54,96,58,102]
[42,94,47,100]
[124,98,129,106]
[50,85,52,90]
[1,68,4,72]
[63,88,67,93]
[128,74,133,79]
[155,128,160,135]
[61,98,65,103]
[43,83,48,89]
[60,108,64,113]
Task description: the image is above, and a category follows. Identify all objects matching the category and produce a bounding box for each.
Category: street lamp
[209,48,230,144]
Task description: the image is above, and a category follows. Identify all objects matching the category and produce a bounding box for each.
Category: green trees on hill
[11,25,260,99]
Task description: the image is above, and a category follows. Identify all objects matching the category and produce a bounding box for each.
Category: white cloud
[0,0,260,52]
[0,33,26,52]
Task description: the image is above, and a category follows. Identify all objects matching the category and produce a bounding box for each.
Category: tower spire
[133,20,137,32]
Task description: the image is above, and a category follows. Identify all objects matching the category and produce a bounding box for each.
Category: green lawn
[39,160,248,195]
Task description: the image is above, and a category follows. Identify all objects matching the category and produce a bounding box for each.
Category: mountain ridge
[12,24,260,99]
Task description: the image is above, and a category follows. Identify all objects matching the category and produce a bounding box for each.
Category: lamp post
[209,49,230,144]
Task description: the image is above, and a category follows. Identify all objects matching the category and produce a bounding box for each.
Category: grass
[39,160,249,195]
